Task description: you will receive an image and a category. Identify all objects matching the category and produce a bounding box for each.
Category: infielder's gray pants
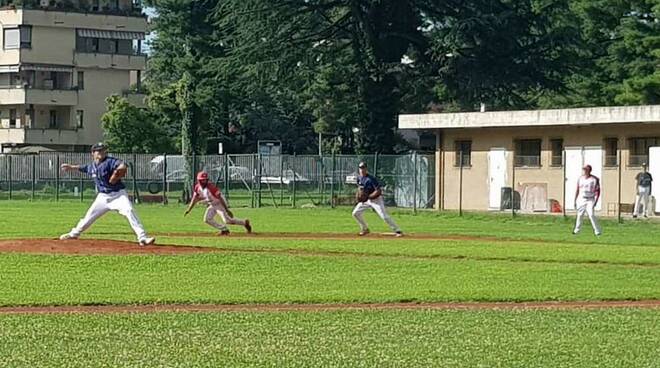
[204,204,246,231]
[352,196,400,232]
[634,186,651,217]
[574,198,601,235]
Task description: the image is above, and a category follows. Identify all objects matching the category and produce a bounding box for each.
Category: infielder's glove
[356,190,369,203]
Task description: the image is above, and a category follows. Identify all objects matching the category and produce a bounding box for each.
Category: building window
[550,139,563,167]
[455,140,472,167]
[76,110,84,128]
[3,28,19,49]
[9,109,16,128]
[604,138,618,167]
[49,110,58,129]
[628,137,659,166]
[514,139,542,167]
[77,72,85,90]
[20,26,31,48]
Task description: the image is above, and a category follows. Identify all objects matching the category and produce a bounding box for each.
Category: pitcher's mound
[0,239,215,255]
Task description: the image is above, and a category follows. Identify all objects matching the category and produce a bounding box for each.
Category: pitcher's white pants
[574,198,601,235]
[204,205,246,231]
[352,196,400,232]
[69,190,148,241]
[634,186,651,217]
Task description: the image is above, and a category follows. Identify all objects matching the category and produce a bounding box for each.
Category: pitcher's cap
[91,142,108,152]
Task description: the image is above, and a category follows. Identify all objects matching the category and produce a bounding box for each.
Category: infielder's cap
[197,171,209,181]
[90,142,108,152]
[358,162,367,169]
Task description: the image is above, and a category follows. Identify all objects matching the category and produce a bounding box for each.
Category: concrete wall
[437,123,660,214]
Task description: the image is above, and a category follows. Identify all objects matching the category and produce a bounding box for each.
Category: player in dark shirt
[352,162,402,237]
[59,143,155,245]
[633,163,653,218]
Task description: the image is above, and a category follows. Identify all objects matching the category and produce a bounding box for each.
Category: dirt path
[1,300,658,315]
[0,239,215,255]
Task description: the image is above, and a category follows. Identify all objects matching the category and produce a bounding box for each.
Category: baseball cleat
[219,230,231,236]
[59,233,78,240]
[139,237,156,246]
[395,231,404,237]
[358,229,370,236]
[244,219,252,234]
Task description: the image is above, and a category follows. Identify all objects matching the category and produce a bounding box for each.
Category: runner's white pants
[69,190,148,241]
[634,186,651,217]
[574,198,601,235]
[352,196,400,232]
[204,204,246,231]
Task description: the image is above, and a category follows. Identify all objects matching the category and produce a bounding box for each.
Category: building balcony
[74,52,146,70]
[0,127,80,146]
[0,87,78,106]
[15,6,147,29]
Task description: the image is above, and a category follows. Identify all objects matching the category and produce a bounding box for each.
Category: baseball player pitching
[352,162,403,237]
[184,171,252,235]
[573,164,602,236]
[59,143,156,245]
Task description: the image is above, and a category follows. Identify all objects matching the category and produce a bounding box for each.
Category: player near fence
[59,143,156,245]
[633,163,653,219]
[184,171,252,235]
[573,164,602,236]
[352,162,403,237]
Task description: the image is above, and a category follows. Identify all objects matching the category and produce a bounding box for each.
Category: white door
[649,147,660,212]
[564,146,603,211]
[488,148,508,209]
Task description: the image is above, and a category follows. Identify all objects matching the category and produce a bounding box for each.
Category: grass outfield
[1,309,658,367]
[1,201,658,366]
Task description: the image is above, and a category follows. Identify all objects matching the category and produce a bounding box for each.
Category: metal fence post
[7,155,12,200]
[330,152,336,208]
[562,149,567,218]
[459,154,463,217]
[617,145,622,224]
[132,153,139,203]
[280,154,285,206]
[373,152,379,178]
[31,155,36,201]
[55,154,60,202]
[79,170,84,202]
[224,154,230,201]
[292,153,297,208]
[413,151,418,214]
[511,155,516,218]
[162,153,168,204]
[257,153,263,208]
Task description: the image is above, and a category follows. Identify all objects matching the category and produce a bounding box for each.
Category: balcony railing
[514,155,541,167]
[1,1,145,17]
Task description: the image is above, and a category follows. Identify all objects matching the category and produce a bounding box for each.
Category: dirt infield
[0,239,215,255]
[1,300,658,315]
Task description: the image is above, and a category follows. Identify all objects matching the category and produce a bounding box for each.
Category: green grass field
[0,201,658,366]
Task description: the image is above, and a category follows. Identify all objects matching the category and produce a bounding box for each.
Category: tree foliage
[101,95,175,154]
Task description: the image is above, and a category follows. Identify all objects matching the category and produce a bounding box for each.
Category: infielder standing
[573,164,602,236]
[59,143,155,245]
[633,163,653,218]
[184,171,252,235]
[352,162,403,237]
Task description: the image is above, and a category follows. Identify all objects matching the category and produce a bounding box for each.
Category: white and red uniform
[574,175,602,235]
[192,182,246,231]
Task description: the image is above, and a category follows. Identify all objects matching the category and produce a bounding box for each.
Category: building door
[488,148,508,209]
[648,147,660,213]
[564,146,603,211]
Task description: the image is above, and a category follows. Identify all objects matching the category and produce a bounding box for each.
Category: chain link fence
[0,152,435,209]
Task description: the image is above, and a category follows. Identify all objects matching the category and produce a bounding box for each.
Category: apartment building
[399,105,660,215]
[0,0,147,152]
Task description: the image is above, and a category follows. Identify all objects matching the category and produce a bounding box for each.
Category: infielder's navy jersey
[357,174,381,196]
[636,172,653,188]
[79,156,125,193]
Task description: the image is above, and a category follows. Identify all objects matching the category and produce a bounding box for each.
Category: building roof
[399,105,660,130]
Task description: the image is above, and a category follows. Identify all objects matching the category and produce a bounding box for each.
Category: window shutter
[3,28,20,49]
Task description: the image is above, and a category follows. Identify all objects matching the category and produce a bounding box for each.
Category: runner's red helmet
[197,172,209,181]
